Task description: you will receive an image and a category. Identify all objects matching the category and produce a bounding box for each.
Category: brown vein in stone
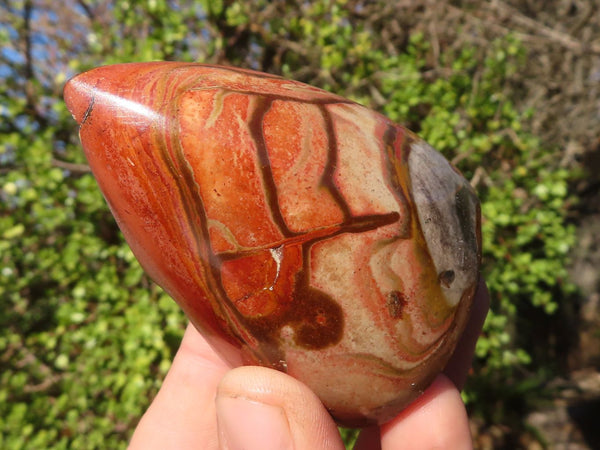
[318,105,353,221]
[217,211,400,262]
[248,96,297,237]
[382,124,412,239]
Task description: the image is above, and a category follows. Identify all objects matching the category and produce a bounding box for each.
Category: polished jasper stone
[64,62,481,427]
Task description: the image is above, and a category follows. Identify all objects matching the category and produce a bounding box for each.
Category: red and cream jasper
[64,62,481,426]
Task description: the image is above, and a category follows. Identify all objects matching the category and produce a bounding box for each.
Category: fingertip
[216,395,293,450]
[354,426,382,450]
[380,374,472,450]
[216,366,345,450]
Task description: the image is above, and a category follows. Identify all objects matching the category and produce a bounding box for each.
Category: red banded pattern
[64,62,481,426]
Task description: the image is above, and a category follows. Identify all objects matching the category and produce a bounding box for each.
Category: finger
[129,323,231,450]
[379,374,472,450]
[216,366,345,450]
[353,426,381,450]
[444,278,490,389]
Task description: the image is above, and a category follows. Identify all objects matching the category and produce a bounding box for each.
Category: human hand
[129,279,489,450]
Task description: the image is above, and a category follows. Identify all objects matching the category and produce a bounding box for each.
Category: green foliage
[0,77,186,449]
[1,0,577,448]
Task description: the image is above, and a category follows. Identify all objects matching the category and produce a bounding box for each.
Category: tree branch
[51,158,91,174]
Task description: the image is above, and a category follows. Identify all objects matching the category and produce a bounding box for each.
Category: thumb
[216,366,344,450]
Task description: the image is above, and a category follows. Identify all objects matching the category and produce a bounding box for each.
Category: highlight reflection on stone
[64,62,481,427]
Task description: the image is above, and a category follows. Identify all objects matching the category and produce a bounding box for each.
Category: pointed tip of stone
[64,72,96,125]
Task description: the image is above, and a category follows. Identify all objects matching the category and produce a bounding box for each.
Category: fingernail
[216,395,293,450]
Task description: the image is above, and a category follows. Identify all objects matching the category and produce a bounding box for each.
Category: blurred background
[1,1,599,448]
